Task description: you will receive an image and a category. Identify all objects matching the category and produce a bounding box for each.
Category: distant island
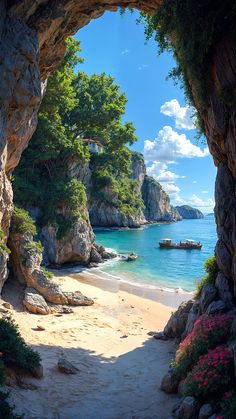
[175,205,204,219]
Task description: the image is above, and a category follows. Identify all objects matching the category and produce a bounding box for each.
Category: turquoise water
[94,215,217,292]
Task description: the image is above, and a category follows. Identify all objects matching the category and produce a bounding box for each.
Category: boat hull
[159,243,202,250]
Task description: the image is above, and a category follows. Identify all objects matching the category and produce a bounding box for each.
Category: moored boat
[159,238,202,250]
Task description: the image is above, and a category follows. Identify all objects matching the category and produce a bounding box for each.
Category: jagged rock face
[0,1,236,294]
[175,205,204,220]
[129,152,146,188]
[40,218,95,265]
[142,176,182,222]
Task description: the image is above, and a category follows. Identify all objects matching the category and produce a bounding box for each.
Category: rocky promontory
[175,205,204,219]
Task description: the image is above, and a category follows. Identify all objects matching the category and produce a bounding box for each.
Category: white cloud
[193,181,197,184]
[121,49,130,55]
[144,126,209,163]
[201,191,208,194]
[138,64,149,71]
[160,99,196,130]
[186,194,215,211]
[147,162,185,183]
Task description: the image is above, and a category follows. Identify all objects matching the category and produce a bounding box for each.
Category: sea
[91,215,217,293]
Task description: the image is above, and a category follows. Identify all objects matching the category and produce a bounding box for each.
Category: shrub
[0,316,41,371]
[0,390,18,419]
[184,345,234,399]
[0,228,10,255]
[220,390,236,419]
[195,255,219,297]
[173,314,232,380]
[41,267,53,279]
[11,207,36,236]
[25,241,44,255]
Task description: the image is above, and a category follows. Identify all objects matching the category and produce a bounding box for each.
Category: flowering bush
[184,345,234,399]
[173,314,232,380]
[220,390,236,419]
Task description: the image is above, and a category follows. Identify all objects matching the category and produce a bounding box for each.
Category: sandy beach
[3,272,182,419]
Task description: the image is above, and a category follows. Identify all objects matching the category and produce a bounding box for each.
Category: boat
[159,238,202,250]
[127,252,138,261]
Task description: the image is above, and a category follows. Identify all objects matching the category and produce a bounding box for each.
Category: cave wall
[0,0,236,295]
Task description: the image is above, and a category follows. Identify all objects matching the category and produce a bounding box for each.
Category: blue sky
[75,10,216,213]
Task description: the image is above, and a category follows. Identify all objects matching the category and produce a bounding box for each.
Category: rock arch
[1,1,236,295]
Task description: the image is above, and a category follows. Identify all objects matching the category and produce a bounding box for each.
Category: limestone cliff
[175,205,204,219]
[0,0,235,297]
[142,176,182,222]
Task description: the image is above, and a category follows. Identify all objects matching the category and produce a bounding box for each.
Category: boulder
[160,371,178,393]
[206,300,226,315]
[90,246,103,263]
[215,272,234,309]
[174,396,200,419]
[58,357,79,374]
[199,284,217,313]
[198,404,214,419]
[164,300,194,339]
[183,301,200,338]
[63,291,94,306]
[23,288,50,315]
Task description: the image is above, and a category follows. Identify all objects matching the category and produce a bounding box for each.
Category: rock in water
[58,358,79,374]
[23,288,50,315]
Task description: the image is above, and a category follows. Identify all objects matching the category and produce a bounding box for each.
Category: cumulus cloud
[147,162,185,183]
[160,99,196,130]
[144,126,209,163]
[187,194,214,210]
[121,49,130,55]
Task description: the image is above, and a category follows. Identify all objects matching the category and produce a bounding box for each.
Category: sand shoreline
[52,267,191,309]
[4,272,180,418]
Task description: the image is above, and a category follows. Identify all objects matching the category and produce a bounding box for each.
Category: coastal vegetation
[195,256,219,297]
[0,317,41,418]
[13,38,146,236]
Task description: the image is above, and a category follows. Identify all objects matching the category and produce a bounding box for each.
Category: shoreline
[52,267,192,308]
[6,272,179,418]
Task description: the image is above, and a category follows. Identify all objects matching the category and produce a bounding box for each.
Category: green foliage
[138,1,236,136]
[41,267,53,279]
[0,390,19,419]
[195,256,219,297]
[25,241,44,255]
[11,207,36,236]
[0,228,10,255]
[0,316,41,370]
[13,37,139,235]
[220,390,236,419]
[0,317,41,418]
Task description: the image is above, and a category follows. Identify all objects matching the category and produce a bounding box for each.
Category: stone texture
[8,226,94,308]
[206,299,226,315]
[198,404,214,419]
[164,300,194,339]
[175,205,204,219]
[0,0,235,304]
[23,287,50,315]
[160,371,178,394]
[142,175,181,222]
[174,396,200,419]
[199,284,218,313]
[30,365,44,379]
[183,301,200,337]
[215,272,234,309]
[58,357,79,374]
[40,217,95,265]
